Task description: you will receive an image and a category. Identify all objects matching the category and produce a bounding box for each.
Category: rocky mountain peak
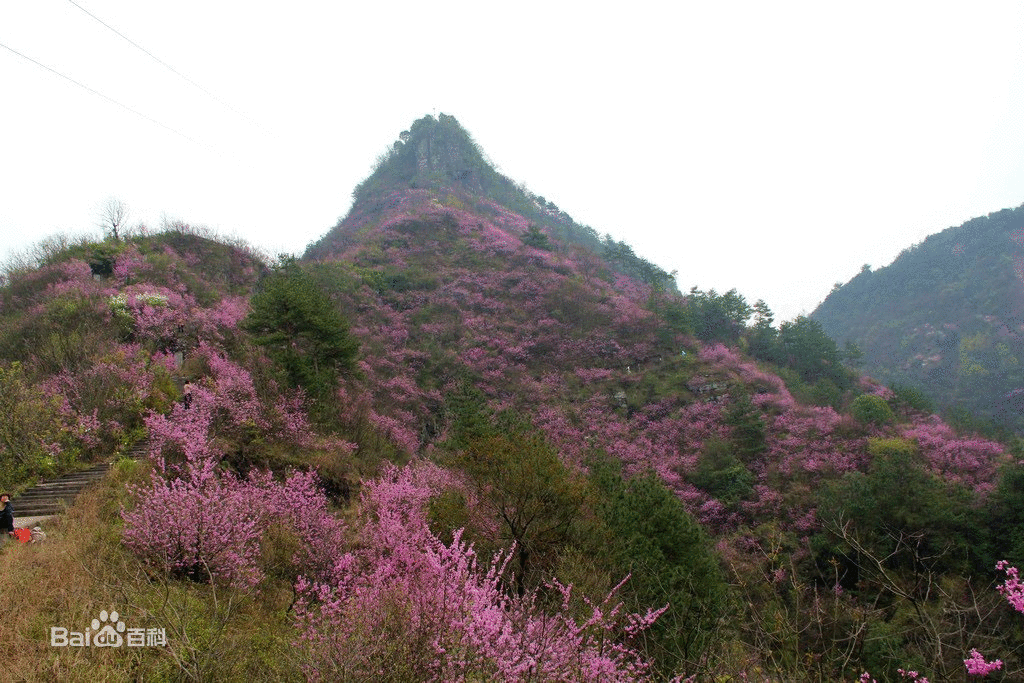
[352,114,503,203]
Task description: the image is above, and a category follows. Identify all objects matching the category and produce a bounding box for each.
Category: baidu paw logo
[92,610,126,647]
[51,607,165,648]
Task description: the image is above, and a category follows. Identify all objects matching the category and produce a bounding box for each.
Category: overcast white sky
[2,1,1023,322]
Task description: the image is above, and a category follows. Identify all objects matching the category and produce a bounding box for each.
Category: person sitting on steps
[0,493,14,538]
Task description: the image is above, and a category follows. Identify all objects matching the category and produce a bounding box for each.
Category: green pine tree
[243,256,359,401]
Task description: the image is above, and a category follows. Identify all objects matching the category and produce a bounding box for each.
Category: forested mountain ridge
[1,114,1023,680]
[812,204,1024,433]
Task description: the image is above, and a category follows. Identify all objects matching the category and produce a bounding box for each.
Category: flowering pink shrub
[123,464,265,588]
[575,367,614,382]
[123,459,345,590]
[42,345,163,453]
[964,648,1003,676]
[699,343,797,411]
[766,405,859,480]
[367,410,419,454]
[955,562,1021,678]
[145,382,219,471]
[858,377,895,401]
[698,343,743,367]
[206,294,249,330]
[108,283,248,350]
[42,259,104,299]
[995,560,1024,613]
[247,469,348,584]
[113,244,149,282]
[294,462,662,681]
[145,344,310,472]
[202,346,269,430]
[901,416,1004,491]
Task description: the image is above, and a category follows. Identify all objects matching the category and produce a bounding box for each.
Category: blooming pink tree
[122,463,265,588]
[294,462,664,681]
[122,458,345,591]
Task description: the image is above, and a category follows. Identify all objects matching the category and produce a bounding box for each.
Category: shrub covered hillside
[812,203,1024,434]
[0,227,268,491]
[1,115,1023,681]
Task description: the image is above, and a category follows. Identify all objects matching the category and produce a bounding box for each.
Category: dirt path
[13,515,55,529]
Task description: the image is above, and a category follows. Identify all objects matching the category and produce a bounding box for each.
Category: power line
[65,0,270,135]
[0,39,206,148]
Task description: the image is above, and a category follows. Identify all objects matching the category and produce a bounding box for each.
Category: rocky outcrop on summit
[351,114,515,206]
[305,114,676,294]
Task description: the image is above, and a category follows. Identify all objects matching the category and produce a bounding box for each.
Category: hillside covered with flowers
[1,115,1022,681]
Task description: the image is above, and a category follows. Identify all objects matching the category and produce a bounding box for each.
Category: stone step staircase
[13,440,149,519]
[14,463,114,517]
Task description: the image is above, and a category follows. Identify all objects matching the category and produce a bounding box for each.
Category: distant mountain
[812,204,1024,432]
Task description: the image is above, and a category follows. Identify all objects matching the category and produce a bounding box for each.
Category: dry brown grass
[0,459,160,681]
[0,459,305,682]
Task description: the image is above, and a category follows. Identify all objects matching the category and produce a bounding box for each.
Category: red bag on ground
[12,528,31,543]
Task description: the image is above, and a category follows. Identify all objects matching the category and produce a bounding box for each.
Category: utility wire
[0,39,206,148]
[65,0,271,135]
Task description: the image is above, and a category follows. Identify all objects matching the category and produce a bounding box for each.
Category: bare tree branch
[99,197,129,241]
